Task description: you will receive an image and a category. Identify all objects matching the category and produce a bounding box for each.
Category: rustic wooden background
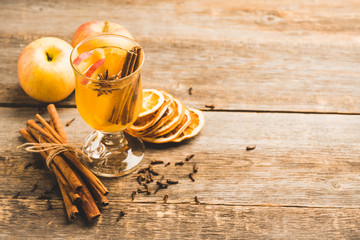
[1,0,360,239]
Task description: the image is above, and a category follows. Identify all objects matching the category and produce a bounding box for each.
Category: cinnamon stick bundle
[19,104,108,223]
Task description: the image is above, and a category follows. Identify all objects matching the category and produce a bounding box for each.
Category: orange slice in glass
[104,47,127,77]
[138,89,165,118]
[172,108,205,142]
[141,108,192,144]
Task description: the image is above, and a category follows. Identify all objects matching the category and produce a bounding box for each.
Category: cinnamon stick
[57,175,79,222]
[52,165,81,204]
[75,171,101,222]
[36,113,108,195]
[120,50,134,78]
[26,125,83,192]
[47,104,68,143]
[87,181,109,206]
[109,47,142,125]
[35,114,64,143]
[26,120,59,144]
[19,129,79,222]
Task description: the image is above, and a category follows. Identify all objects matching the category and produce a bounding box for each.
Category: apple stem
[46,52,52,62]
[103,21,109,32]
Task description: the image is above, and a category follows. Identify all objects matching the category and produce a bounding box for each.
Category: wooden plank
[1,199,360,239]
[2,107,360,208]
[1,0,360,112]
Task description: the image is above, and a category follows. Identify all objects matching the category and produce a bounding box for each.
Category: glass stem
[102,131,128,149]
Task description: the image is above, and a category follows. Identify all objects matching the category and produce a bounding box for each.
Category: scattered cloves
[131,191,136,201]
[138,168,146,174]
[65,117,76,127]
[164,194,169,203]
[116,210,126,221]
[246,145,256,151]
[151,160,164,165]
[137,188,148,194]
[13,191,21,199]
[31,183,39,192]
[194,195,200,204]
[24,162,33,169]
[189,173,195,182]
[166,179,179,185]
[36,194,52,200]
[175,161,184,166]
[150,170,159,176]
[185,154,195,161]
[137,175,143,185]
[165,162,170,167]
[205,104,215,109]
[47,199,53,210]
[193,164,198,173]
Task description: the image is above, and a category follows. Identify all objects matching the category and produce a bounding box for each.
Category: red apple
[81,58,105,85]
[17,37,75,102]
[72,21,134,47]
[73,51,94,65]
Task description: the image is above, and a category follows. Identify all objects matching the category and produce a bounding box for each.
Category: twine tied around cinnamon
[17,142,93,170]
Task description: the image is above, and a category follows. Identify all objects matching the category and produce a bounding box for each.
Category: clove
[189,173,195,182]
[164,194,169,203]
[175,161,184,166]
[165,162,170,167]
[13,191,21,199]
[36,194,52,200]
[47,199,53,210]
[24,162,33,169]
[116,210,126,221]
[185,154,195,161]
[166,179,179,185]
[194,195,200,204]
[65,117,76,127]
[193,164,198,173]
[137,168,146,174]
[151,160,164,165]
[31,183,39,192]
[246,145,256,151]
[205,104,215,109]
[131,191,136,201]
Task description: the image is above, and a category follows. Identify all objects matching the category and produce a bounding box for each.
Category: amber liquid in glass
[74,46,143,133]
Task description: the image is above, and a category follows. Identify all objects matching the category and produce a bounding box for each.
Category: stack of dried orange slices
[126,89,205,144]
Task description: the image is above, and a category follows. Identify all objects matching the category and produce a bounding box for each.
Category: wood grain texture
[2,108,360,208]
[1,199,360,239]
[1,0,360,113]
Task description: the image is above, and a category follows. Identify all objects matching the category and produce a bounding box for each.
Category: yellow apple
[72,21,134,47]
[17,37,75,102]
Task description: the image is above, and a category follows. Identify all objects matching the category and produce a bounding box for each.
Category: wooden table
[2,0,360,239]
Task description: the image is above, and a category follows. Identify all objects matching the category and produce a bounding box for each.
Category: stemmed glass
[70,34,145,177]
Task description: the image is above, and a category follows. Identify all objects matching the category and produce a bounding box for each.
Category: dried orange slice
[141,108,192,144]
[138,89,165,118]
[129,92,172,132]
[138,91,176,136]
[173,108,205,142]
[145,97,185,137]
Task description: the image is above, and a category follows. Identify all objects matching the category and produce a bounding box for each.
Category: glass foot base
[82,130,144,177]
